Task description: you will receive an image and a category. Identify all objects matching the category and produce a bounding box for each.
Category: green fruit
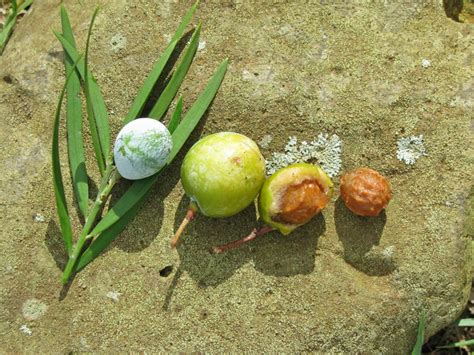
[258,163,334,235]
[181,132,266,217]
[172,132,266,248]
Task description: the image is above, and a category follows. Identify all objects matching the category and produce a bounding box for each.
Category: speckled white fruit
[113,118,172,180]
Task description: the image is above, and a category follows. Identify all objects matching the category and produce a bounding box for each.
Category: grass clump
[52,1,228,284]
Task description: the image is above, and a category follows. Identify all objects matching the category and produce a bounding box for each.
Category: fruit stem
[171,203,198,248]
[211,225,274,254]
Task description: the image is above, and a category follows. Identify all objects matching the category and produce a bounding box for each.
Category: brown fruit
[340,168,391,217]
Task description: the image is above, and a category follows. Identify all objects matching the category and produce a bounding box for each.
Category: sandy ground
[0,0,472,352]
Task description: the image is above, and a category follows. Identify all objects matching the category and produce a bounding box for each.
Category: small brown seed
[340,168,391,217]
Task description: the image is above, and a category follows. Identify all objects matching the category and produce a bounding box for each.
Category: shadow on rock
[79,69,213,255]
[334,197,395,276]
[173,195,255,287]
[142,30,194,117]
[252,213,325,277]
[113,166,176,253]
[443,0,463,22]
[44,219,68,271]
[113,61,215,252]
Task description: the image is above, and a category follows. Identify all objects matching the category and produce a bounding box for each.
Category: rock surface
[0,0,472,352]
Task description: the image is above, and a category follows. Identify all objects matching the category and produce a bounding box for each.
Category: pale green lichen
[258,134,273,149]
[396,135,427,165]
[265,134,342,177]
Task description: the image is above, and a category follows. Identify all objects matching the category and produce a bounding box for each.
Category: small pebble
[421,59,431,69]
[259,134,273,149]
[106,291,121,302]
[110,33,127,53]
[20,324,32,336]
[32,213,46,223]
[198,40,206,51]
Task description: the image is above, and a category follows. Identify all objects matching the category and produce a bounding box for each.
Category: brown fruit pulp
[275,179,329,225]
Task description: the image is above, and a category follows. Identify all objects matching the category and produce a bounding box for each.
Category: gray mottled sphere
[113,118,172,180]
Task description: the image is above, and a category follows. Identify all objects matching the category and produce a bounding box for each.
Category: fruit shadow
[252,213,325,277]
[334,197,395,276]
[173,196,325,287]
[173,195,255,287]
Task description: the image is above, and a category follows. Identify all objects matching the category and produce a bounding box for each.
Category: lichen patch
[22,299,47,321]
[396,135,427,165]
[266,134,342,177]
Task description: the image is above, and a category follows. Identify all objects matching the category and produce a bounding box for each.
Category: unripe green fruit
[181,132,266,217]
[171,132,266,248]
[259,163,334,235]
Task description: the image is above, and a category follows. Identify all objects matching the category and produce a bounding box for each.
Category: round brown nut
[340,168,392,217]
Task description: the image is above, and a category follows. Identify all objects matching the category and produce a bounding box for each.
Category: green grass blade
[438,339,474,349]
[83,8,108,175]
[88,59,228,238]
[148,24,201,120]
[54,33,110,144]
[411,311,426,355]
[171,0,200,43]
[123,1,199,123]
[61,5,88,217]
[168,58,228,160]
[168,96,183,134]
[18,0,33,13]
[53,31,110,152]
[455,318,474,327]
[11,0,18,12]
[0,0,18,55]
[52,56,83,257]
[123,40,177,123]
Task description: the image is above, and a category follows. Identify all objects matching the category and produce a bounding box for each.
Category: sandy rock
[0,0,472,353]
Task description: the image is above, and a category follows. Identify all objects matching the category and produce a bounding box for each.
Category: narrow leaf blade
[0,1,18,55]
[52,56,83,256]
[124,0,199,123]
[18,0,33,13]
[171,0,199,43]
[456,318,474,327]
[438,339,474,349]
[83,8,107,175]
[55,29,109,136]
[168,58,228,161]
[89,58,228,238]
[123,40,177,123]
[148,24,201,120]
[168,96,183,134]
[411,312,426,355]
[61,5,88,217]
